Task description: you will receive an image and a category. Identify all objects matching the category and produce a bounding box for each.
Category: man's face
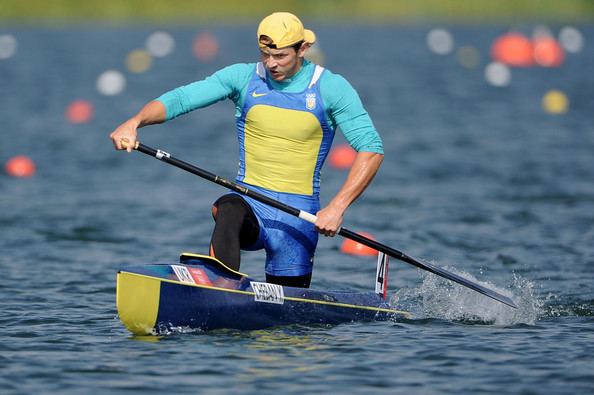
[259,44,304,81]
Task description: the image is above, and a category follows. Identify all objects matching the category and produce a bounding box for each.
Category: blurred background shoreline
[2,0,594,26]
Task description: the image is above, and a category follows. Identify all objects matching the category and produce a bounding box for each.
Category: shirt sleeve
[320,71,384,154]
[156,63,254,121]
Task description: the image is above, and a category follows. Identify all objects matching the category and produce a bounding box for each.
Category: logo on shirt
[306,93,316,110]
[252,91,268,98]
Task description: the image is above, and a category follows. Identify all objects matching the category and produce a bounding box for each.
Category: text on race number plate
[250,281,285,305]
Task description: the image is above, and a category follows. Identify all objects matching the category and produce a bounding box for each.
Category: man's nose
[264,57,276,68]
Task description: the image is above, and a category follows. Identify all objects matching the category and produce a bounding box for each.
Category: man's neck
[274,59,307,84]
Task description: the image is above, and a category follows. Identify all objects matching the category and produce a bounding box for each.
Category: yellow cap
[257,12,316,49]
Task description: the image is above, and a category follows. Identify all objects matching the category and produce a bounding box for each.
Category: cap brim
[304,29,316,45]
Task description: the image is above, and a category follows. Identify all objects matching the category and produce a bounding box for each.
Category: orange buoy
[5,155,36,177]
[491,32,534,67]
[533,36,565,67]
[328,144,357,169]
[66,100,94,124]
[340,232,378,256]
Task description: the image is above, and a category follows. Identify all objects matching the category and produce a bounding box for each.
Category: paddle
[123,140,517,309]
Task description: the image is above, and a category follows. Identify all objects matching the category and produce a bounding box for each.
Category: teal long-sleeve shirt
[156,60,383,153]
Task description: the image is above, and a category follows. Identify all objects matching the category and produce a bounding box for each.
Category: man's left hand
[315,205,344,237]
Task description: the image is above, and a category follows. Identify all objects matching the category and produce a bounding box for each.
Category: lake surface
[1,23,593,394]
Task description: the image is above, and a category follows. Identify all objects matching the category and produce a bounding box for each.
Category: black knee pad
[214,194,252,219]
[213,194,259,247]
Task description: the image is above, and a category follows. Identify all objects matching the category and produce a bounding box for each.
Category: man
[110,12,383,288]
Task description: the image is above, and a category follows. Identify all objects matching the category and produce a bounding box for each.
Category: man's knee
[212,194,259,247]
[213,195,250,220]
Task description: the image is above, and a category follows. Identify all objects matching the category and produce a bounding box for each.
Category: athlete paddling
[110,12,384,288]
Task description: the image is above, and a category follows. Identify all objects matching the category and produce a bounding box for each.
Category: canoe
[116,252,410,335]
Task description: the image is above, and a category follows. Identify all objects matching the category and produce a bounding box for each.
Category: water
[1,24,593,394]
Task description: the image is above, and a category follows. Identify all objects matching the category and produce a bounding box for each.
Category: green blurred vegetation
[1,0,593,24]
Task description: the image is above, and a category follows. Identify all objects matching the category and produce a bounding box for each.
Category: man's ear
[298,42,312,57]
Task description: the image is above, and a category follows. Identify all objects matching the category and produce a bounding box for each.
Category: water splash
[154,322,204,336]
[391,269,542,326]
[541,296,594,318]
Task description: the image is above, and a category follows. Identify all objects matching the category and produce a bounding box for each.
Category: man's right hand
[109,101,167,152]
[109,118,140,152]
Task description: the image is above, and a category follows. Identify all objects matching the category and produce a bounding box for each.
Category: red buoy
[533,36,565,67]
[5,155,36,177]
[66,100,94,124]
[491,33,535,67]
[340,232,378,256]
[329,144,357,169]
[193,32,219,62]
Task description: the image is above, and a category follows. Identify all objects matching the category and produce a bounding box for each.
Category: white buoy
[146,31,175,58]
[427,29,454,55]
[96,70,126,96]
[485,62,511,87]
[559,26,583,53]
[0,34,17,60]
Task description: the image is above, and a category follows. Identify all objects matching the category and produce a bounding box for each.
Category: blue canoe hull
[116,253,409,335]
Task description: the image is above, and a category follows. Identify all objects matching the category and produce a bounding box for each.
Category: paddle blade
[412,258,518,309]
[339,228,518,309]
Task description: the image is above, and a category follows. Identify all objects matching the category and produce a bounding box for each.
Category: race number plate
[250,281,285,305]
[171,265,195,284]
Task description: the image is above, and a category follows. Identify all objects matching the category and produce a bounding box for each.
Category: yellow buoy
[457,46,480,69]
[542,90,569,114]
[126,49,152,73]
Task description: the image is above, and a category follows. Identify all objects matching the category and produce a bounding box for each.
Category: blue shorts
[227,183,320,277]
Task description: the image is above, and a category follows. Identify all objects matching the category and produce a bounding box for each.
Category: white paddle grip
[298,211,318,224]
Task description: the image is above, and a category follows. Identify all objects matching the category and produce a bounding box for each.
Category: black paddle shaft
[135,143,301,217]
[133,142,517,309]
